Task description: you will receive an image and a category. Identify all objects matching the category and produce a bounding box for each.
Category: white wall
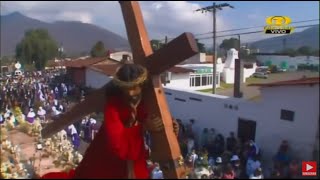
[164,73,190,89]
[110,51,133,61]
[164,84,319,164]
[85,68,112,89]
[258,85,319,162]
[164,73,220,90]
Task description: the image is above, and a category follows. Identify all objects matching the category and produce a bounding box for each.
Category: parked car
[277,68,287,72]
[251,72,268,79]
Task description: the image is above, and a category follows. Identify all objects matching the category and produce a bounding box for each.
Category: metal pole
[212,2,217,94]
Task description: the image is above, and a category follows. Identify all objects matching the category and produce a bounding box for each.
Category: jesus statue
[41,63,179,179]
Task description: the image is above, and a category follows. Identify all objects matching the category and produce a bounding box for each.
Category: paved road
[216,71,319,99]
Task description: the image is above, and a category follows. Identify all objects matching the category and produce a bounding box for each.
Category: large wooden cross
[41,1,198,178]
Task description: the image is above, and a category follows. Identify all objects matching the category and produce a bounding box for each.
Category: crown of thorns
[112,65,148,88]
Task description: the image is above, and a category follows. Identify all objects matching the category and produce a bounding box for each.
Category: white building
[164,64,220,91]
[109,51,133,62]
[164,77,319,165]
[256,55,320,71]
[222,48,257,84]
[85,64,195,90]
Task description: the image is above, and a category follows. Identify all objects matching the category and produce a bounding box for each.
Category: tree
[297,46,312,56]
[15,29,58,70]
[281,48,297,57]
[150,39,164,51]
[195,39,206,53]
[90,41,106,57]
[312,49,319,57]
[219,38,239,51]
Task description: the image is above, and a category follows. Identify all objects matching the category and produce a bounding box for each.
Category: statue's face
[122,85,142,103]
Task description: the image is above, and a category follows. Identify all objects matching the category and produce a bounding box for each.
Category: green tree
[90,41,106,57]
[219,38,239,51]
[297,46,312,56]
[150,39,164,51]
[195,39,206,53]
[281,48,297,57]
[312,49,319,57]
[15,29,58,70]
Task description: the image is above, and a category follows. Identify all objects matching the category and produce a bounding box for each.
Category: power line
[194,19,320,36]
[160,19,319,42]
[185,24,319,41]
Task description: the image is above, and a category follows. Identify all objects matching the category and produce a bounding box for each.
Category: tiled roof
[168,66,195,73]
[89,64,194,76]
[248,77,320,87]
[64,57,108,68]
[89,64,120,76]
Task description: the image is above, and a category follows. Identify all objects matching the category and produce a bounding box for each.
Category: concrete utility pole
[196,2,234,94]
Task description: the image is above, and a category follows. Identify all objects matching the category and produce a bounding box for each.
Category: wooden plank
[119,1,152,65]
[119,2,187,179]
[145,33,198,75]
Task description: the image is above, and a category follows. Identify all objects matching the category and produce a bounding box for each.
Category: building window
[189,74,214,87]
[280,109,295,121]
[195,75,201,86]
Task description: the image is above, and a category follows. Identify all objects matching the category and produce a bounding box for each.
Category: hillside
[0,12,130,57]
[249,25,319,52]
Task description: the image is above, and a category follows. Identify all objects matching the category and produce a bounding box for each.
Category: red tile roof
[64,57,109,68]
[89,64,120,76]
[168,66,194,73]
[89,64,194,76]
[205,55,214,63]
[248,77,320,87]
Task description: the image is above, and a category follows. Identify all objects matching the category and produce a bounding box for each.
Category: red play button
[302,161,317,176]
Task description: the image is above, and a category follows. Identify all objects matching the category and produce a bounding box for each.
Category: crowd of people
[0,70,100,153]
[1,69,300,179]
[166,118,300,179]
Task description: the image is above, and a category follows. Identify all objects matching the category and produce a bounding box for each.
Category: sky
[1,1,319,47]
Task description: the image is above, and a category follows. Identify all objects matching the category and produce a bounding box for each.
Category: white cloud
[1,1,230,47]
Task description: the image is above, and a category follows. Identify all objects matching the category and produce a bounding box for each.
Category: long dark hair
[105,64,148,126]
[105,64,147,97]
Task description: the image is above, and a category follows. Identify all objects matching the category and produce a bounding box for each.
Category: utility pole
[196,2,234,94]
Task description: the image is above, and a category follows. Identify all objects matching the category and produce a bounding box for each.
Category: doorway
[238,118,257,144]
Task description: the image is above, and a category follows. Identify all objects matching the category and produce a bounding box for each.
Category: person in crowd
[249,168,263,179]
[246,155,261,178]
[190,149,199,168]
[212,157,223,172]
[187,136,195,155]
[247,140,260,160]
[51,106,61,117]
[288,159,299,179]
[274,140,290,170]
[151,163,164,179]
[26,108,36,124]
[37,106,47,123]
[223,164,235,179]
[226,132,237,153]
[230,155,242,179]
[213,134,225,157]
[176,118,185,141]
[68,124,80,150]
[0,112,4,124]
[201,128,209,149]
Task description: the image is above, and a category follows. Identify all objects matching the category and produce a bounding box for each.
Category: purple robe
[72,133,80,150]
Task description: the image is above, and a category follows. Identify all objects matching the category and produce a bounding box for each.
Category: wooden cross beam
[41,1,198,179]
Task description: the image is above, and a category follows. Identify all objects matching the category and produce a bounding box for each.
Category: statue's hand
[172,118,179,137]
[145,115,164,132]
